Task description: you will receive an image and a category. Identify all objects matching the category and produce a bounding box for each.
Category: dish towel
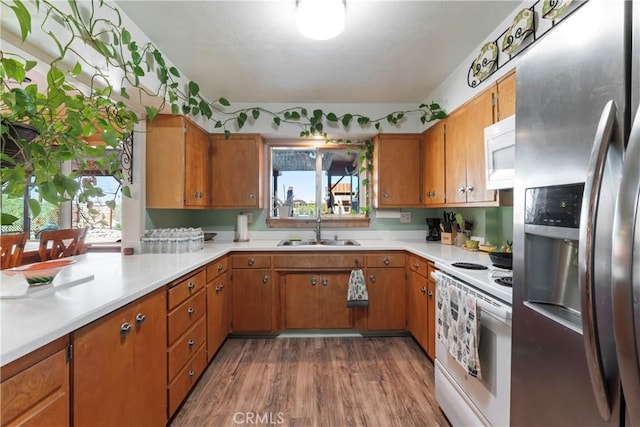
[435,273,482,379]
[346,269,368,307]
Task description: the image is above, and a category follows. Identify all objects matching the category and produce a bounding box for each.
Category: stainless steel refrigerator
[512,0,640,425]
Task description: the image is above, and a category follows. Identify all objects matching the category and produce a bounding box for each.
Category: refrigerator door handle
[578,100,617,421]
[612,108,640,427]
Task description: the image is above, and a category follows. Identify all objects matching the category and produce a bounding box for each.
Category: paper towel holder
[234,213,250,242]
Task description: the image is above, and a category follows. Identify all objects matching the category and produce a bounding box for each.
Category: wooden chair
[0,232,27,269]
[38,228,86,261]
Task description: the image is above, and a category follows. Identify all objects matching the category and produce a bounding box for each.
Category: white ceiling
[114,0,521,104]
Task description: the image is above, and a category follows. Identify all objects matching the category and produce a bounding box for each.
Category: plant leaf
[219,97,230,106]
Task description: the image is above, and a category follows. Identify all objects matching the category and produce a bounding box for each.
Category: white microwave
[484,114,515,190]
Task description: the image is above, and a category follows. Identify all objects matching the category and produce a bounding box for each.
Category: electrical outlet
[400,212,411,223]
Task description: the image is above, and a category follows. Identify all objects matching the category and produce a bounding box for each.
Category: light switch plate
[400,212,411,223]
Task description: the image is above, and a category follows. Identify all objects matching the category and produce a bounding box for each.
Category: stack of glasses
[141,228,205,254]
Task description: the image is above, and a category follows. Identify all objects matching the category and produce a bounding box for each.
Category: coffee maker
[426,218,441,241]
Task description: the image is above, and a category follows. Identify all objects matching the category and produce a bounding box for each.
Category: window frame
[265,141,370,229]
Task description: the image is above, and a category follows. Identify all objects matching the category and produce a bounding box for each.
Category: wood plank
[170,337,450,426]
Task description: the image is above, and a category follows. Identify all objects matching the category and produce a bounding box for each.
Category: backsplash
[145,206,513,245]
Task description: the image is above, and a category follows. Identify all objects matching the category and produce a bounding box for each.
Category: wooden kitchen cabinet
[1,337,69,427]
[422,120,446,206]
[284,272,354,329]
[232,254,274,332]
[366,254,406,330]
[496,69,516,121]
[210,134,264,208]
[73,289,167,427]
[445,88,496,205]
[206,257,231,359]
[406,255,436,359]
[372,134,422,207]
[146,115,211,208]
[166,269,207,417]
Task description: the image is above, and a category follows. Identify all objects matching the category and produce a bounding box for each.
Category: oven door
[434,276,512,427]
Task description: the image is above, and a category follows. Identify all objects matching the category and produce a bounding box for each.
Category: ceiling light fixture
[296,0,345,41]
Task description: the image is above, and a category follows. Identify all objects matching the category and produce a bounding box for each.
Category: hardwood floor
[170,336,451,426]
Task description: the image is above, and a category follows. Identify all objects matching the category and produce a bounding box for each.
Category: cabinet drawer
[167,289,206,345]
[272,254,364,269]
[408,255,428,278]
[231,254,271,269]
[168,343,207,417]
[168,270,206,311]
[206,257,229,282]
[366,253,405,268]
[167,316,206,381]
[1,349,67,426]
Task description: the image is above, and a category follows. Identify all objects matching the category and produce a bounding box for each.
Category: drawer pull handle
[262,275,269,284]
[248,258,255,266]
[188,282,195,291]
[420,287,427,293]
[382,257,390,265]
[135,313,146,324]
[188,339,195,348]
[217,264,223,271]
[322,278,328,287]
[369,275,376,283]
[188,370,195,377]
[311,278,317,286]
[413,262,419,268]
[187,307,195,316]
[120,323,132,335]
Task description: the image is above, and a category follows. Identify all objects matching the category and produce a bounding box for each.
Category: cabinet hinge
[183,126,187,134]
[66,343,73,362]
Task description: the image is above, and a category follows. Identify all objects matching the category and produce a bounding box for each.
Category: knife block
[441,229,457,245]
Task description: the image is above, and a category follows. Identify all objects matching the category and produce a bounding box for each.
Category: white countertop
[0,238,511,366]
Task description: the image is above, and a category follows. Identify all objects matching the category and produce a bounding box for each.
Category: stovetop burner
[451,262,488,270]
[494,276,513,287]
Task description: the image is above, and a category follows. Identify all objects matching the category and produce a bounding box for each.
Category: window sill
[266,216,370,228]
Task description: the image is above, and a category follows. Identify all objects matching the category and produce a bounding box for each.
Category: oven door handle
[477,299,512,323]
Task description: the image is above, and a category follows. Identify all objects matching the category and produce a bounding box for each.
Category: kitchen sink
[277,239,360,246]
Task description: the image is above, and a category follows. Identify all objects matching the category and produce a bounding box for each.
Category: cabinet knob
[188,370,195,378]
[217,264,223,271]
[420,287,427,293]
[248,193,255,200]
[458,186,466,194]
[188,282,195,291]
[382,192,390,199]
[413,261,419,268]
[311,278,317,286]
[428,290,434,297]
[369,275,376,283]
[219,283,225,289]
[262,275,269,284]
[187,307,195,316]
[120,322,132,336]
[215,285,221,292]
[382,257,390,265]
[322,278,328,287]
[248,258,255,266]
[466,185,474,193]
[188,339,195,348]
[135,313,146,324]
[431,191,437,197]
[353,259,360,266]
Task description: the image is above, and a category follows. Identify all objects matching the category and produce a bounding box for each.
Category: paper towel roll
[237,214,249,241]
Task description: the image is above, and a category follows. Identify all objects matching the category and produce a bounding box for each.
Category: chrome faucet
[315,216,322,242]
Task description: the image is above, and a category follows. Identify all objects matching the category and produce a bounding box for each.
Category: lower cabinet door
[232,269,272,332]
[366,268,406,330]
[407,270,429,353]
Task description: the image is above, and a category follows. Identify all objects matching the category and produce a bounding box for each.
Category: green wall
[146,206,513,245]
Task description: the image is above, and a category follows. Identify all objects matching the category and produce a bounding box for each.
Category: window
[267,142,369,227]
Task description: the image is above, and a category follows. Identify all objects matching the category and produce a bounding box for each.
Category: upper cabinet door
[422,121,446,206]
[373,134,422,208]
[184,120,210,207]
[496,70,516,121]
[210,134,264,209]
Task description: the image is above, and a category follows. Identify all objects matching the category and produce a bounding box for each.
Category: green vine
[1,0,446,214]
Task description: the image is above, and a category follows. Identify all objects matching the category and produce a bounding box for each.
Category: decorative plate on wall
[501,8,535,56]
[471,42,498,82]
[542,0,573,20]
